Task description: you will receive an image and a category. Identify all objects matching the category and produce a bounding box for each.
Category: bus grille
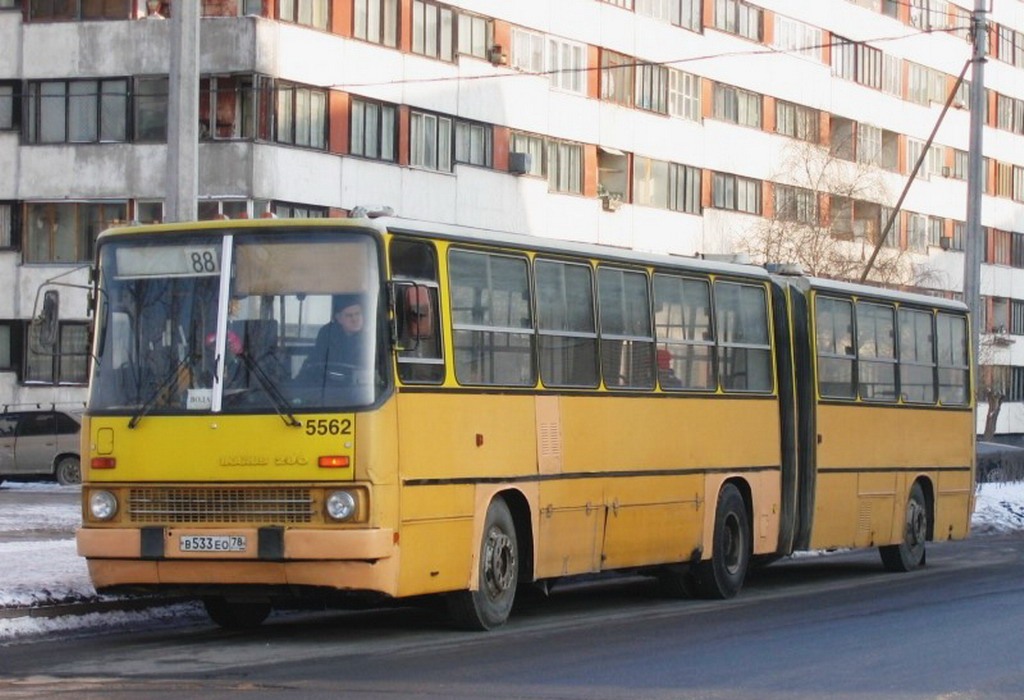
[127,487,315,524]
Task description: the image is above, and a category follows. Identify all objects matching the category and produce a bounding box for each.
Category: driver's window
[391,239,444,384]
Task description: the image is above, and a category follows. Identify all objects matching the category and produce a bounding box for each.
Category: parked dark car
[976,441,1024,483]
[0,410,82,485]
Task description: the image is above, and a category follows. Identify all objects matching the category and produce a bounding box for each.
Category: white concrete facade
[1,1,1023,437]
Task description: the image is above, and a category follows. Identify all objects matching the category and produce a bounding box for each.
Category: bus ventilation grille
[127,487,315,524]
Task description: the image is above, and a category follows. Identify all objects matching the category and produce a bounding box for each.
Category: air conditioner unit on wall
[488,45,507,66]
[508,152,531,175]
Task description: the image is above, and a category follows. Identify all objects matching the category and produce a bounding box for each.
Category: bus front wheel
[879,481,928,572]
[447,497,518,631]
[203,597,272,629]
[693,484,750,599]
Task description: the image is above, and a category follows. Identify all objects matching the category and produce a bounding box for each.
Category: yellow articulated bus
[71,216,974,630]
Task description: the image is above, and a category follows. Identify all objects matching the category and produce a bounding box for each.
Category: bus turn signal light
[91,457,116,469]
[318,456,350,469]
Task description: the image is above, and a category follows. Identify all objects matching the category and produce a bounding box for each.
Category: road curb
[0,596,191,621]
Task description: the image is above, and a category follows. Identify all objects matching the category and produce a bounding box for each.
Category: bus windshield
[89,229,385,416]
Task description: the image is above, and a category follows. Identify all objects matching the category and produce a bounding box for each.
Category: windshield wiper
[127,352,196,429]
[236,351,301,428]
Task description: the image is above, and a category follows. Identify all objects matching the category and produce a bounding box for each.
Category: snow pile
[970,481,1024,534]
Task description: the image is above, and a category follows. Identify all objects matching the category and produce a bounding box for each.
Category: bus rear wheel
[692,484,750,599]
[447,497,518,631]
[880,482,928,572]
[203,597,272,629]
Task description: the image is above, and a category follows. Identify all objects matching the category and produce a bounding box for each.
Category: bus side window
[391,238,444,384]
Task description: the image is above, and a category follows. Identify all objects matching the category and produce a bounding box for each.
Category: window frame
[353,0,399,47]
[350,96,397,162]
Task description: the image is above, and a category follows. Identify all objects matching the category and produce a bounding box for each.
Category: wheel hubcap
[482,527,515,599]
[723,513,742,575]
[906,498,926,547]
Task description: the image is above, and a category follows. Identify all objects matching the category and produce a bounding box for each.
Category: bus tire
[880,481,928,572]
[447,497,518,631]
[692,484,750,600]
[203,597,272,629]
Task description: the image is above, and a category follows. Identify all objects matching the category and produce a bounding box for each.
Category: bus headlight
[89,490,118,521]
[325,490,357,521]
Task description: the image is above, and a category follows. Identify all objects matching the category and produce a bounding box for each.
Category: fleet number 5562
[304,418,352,436]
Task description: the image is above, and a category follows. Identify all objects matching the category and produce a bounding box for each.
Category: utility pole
[964,0,987,405]
[165,2,200,222]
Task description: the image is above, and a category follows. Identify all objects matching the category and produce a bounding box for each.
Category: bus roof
[97,217,968,312]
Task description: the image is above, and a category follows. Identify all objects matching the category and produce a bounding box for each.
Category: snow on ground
[0,482,1023,642]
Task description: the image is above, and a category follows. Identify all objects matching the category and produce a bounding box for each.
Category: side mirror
[36,290,60,350]
[390,281,435,351]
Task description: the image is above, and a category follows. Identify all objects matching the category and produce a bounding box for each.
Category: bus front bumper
[77,526,398,594]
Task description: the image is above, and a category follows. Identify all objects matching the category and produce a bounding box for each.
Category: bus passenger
[658,348,682,389]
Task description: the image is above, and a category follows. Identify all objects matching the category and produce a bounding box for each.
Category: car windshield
[89,228,386,416]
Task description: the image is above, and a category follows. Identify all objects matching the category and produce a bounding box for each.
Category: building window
[24,321,89,385]
[775,100,819,143]
[832,36,882,89]
[26,78,128,144]
[278,0,329,30]
[635,63,669,114]
[601,51,634,107]
[0,322,13,371]
[198,199,250,220]
[713,0,762,41]
[24,201,126,263]
[634,157,701,214]
[945,220,964,251]
[510,132,582,194]
[350,98,396,161]
[712,172,761,214]
[28,0,130,20]
[829,116,856,161]
[0,202,16,249]
[636,0,702,32]
[907,138,942,180]
[0,81,17,131]
[952,149,968,180]
[410,110,453,172]
[668,68,701,121]
[774,185,818,224]
[547,36,586,94]
[454,120,492,167]
[354,0,398,47]
[909,0,949,31]
[458,12,493,60]
[275,83,327,149]
[412,0,455,62]
[772,15,822,61]
[200,75,257,141]
[547,140,583,194]
[856,123,882,166]
[134,76,168,142]
[712,83,761,128]
[136,201,163,224]
[905,212,927,251]
[271,201,328,218]
[882,54,902,96]
[511,28,545,74]
[598,148,629,204]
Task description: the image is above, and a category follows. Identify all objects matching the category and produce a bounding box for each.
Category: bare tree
[741,139,918,286]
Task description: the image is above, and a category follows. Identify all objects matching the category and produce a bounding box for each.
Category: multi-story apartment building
[1,0,1024,436]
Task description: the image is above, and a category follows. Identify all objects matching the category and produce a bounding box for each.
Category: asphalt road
[0,532,1022,700]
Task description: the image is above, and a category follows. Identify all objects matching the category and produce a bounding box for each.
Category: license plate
[179,534,247,553]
